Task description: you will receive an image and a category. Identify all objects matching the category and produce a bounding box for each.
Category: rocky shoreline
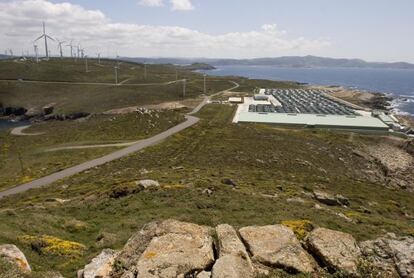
[0,102,90,125]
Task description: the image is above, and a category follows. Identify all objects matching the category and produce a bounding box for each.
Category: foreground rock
[239,225,316,274]
[360,234,414,278]
[212,224,254,278]
[78,249,118,278]
[0,244,31,273]
[74,219,413,277]
[112,219,214,277]
[306,228,361,275]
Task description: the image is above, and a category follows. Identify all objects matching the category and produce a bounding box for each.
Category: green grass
[0,58,299,114]
[0,104,412,277]
[0,110,185,191]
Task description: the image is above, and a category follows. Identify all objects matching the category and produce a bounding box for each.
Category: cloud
[138,0,164,7]
[170,0,194,11]
[0,0,330,58]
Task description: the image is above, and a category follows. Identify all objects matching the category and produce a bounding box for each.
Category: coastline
[310,85,414,129]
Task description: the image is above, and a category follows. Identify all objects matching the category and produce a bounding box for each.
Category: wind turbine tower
[85,55,89,72]
[66,40,74,58]
[204,74,207,95]
[183,79,187,98]
[57,40,66,58]
[35,22,54,59]
[114,66,119,85]
[33,44,39,63]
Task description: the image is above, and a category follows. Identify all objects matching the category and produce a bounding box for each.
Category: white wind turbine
[66,40,74,58]
[34,22,54,59]
[57,39,66,58]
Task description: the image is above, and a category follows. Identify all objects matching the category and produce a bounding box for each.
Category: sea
[202,66,414,115]
[0,119,29,132]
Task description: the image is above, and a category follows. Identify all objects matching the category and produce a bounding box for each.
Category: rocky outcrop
[73,220,413,278]
[313,190,349,206]
[78,249,119,278]
[360,234,414,278]
[239,225,316,274]
[212,224,254,278]
[112,219,215,278]
[306,228,361,275]
[0,244,31,273]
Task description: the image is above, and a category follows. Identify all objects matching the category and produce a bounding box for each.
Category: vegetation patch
[19,235,86,258]
[281,220,314,240]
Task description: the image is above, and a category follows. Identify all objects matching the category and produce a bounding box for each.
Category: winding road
[0,81,239,199]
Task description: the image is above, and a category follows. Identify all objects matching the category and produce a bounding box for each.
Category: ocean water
[203,66,414,115]
[0,119,29,132]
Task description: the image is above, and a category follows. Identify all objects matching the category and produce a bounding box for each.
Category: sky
[1,0,413,62]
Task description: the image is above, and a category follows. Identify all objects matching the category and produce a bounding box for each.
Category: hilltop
[124,55,414,70]
[0,58,413,277]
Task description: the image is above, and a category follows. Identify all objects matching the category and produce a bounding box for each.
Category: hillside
[124,55,414,70]
[0,58,413,277]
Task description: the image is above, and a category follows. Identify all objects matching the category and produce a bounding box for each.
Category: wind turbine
[57,39,66,58]
[96,53,101,64]
[66,40,74,58]
[85,55,89,72]
[33,44,39,63]
[34,22,54,59]
[76,44,81,61]
[114,66,119,85]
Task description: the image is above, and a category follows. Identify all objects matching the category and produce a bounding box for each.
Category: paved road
[0,81,239,199]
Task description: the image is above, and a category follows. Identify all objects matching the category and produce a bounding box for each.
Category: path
[0,78,185,87]
[0,81,239,199]
[10,125,45,136]
[45,141,137,152]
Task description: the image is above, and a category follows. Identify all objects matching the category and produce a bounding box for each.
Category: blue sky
[1,0,413,62]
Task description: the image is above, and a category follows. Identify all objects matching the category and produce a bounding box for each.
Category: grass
[0,110,185,190]
[0,58,299,114]
[1,59,411,277]
[0,104,412,277]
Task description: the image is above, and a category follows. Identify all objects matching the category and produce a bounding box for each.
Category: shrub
[281,219,314,240]
[19,235,86,258]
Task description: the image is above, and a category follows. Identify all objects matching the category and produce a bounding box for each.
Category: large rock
[42,103,55,115]
[0,244,31,273]
[196,271,211,278]
[113,219,215,278]
[313,190,340,206]
[212,224,254,278]
[212,255,254,278]
[79,249,118,278]
[136,179,160,190]
[306,228,361,275]
[360,235,414,278]
[239,225,316,274]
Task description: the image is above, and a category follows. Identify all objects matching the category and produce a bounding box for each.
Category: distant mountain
[0,54,9,60]
[122,55,414,70]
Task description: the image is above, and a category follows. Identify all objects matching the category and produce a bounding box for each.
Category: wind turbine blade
[34,35,44,41]
[46,35,55,41]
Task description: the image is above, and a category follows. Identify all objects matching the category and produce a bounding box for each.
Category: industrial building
[233,89,392,131]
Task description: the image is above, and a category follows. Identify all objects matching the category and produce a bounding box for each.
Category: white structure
[34,22,54,59]
[229,97,243,104]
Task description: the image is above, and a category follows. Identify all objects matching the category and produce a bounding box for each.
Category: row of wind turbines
[5,22,102,64]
